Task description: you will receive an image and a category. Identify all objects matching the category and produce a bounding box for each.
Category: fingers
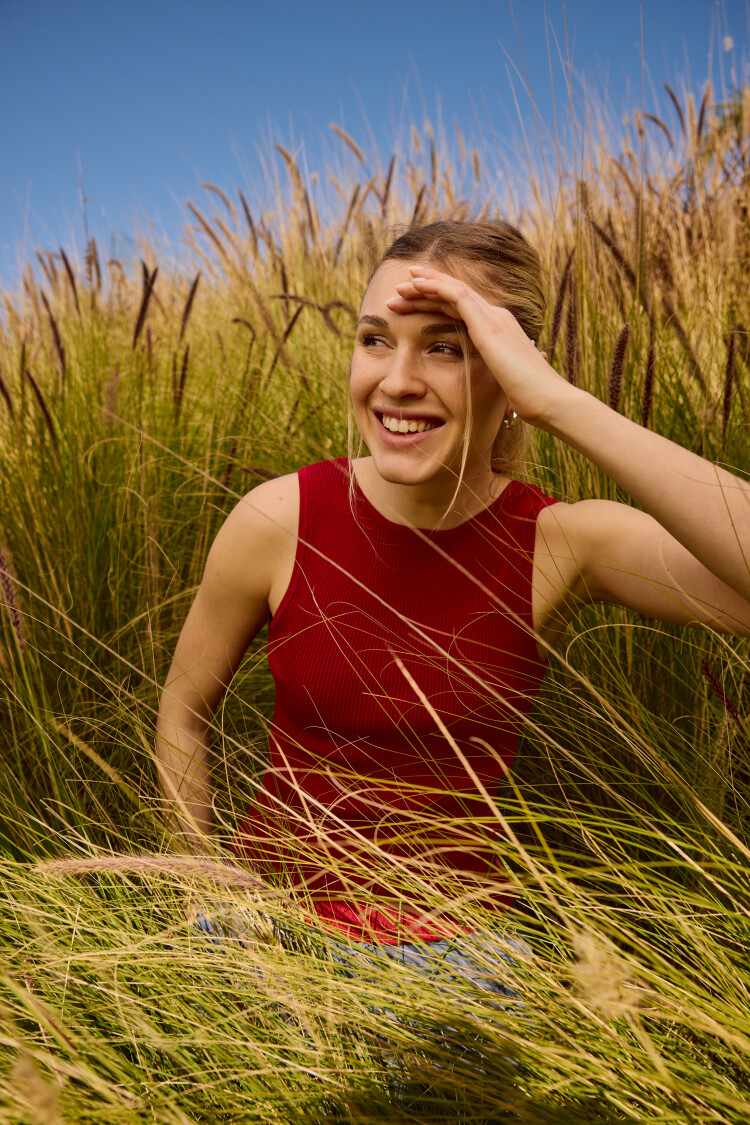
[386,267,480,317]
[385,294,457,317]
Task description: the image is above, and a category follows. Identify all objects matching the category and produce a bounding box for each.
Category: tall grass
[1,80,750,1122]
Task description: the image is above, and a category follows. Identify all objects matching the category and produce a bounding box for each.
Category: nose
[377,346,426,400]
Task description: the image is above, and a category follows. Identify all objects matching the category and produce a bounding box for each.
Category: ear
[540,350,548,361]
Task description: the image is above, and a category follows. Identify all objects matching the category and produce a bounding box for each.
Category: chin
[367,446,455,487]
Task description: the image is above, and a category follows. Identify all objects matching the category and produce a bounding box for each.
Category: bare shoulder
[536,497,638,557]
[531,499,623,640]
[219,472,300,544]
[203,472,300,604]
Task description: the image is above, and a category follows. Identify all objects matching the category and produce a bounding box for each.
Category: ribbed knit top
[231,458,558,943]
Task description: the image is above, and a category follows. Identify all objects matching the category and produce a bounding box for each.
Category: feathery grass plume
[170,349,177,404]
[702,660,743,729]
[220,437,238,499]
[564,269,579,386]
[178,272,201,344]
[274,143,319,247]
[732,323,750,415]
[332,184,360,266]
[664,82,687,141]
[24,369,57,448]
[231,316,257,354]
[381,154,396,218]
[272,294,348,338]
[590,218,638,290]
[40,291,66,386]
[696,87,710,147]
[244,466,279,481]
[10,1053,62,1125]
[131,263,158,350]
[330,123,366,164]
[723,329,737,435]
[101,365,120,428]
[237,188,259,254]
[22,265,43,325]
[264,305,305,387]
[278,259,289,317]
[612,157,636,196]
[85,235,102,293]
[174,345,190,416]
[641,343,656,427]
[58,246,80,316]
[608,323,630,413]
[410,183,426,228]
[199,181,238,225]
[0,367,14,418]
[17,339,26,399]
[0,541,24,652]
[570,930,640,1022]
[661,296,707,391]
[186,200,229,261]
[643,111,675,148]
[36,852,271,891]
[35,250,57,290]
[548,245,575,364]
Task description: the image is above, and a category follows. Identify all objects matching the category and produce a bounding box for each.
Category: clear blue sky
[2,0,748,287]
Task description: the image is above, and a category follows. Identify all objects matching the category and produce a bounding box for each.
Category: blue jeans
[194,908,530,1008]
[193,910,528,1116]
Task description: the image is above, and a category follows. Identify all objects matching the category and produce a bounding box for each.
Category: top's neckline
[342,458,521,537]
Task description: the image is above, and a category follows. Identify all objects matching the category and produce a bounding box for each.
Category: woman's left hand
[386,265,576,430]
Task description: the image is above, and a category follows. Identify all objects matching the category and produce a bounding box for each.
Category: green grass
[1,82,750,1122]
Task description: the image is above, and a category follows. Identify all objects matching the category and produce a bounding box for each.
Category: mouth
[376,411,445,436]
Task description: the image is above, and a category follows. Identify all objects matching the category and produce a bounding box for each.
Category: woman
[156,220,750,968]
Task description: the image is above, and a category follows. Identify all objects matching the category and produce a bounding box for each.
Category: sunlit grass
[1,78,750,1122]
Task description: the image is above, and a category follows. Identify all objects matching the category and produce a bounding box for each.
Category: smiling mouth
[377,412,444,434]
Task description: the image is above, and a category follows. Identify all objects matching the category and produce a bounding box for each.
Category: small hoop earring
[502,410,518,429]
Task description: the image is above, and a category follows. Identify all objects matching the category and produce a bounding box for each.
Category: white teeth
[380,413,438,434]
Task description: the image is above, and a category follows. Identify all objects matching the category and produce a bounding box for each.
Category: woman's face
[350,259,507,489]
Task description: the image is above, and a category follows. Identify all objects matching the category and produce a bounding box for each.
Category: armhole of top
[268,468,307,629]
[527,489,561,562]
[510,484,560,553]
[528,491,561,657]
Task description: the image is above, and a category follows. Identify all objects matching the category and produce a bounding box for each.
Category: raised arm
[156,474,299,849]
[388,265,750,636]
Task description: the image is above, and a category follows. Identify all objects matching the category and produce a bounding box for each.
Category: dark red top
[231,458,558,942]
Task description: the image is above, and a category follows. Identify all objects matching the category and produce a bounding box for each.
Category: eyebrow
[357,314,462,339]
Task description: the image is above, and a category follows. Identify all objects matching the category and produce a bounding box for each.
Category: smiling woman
[155,218,750,974]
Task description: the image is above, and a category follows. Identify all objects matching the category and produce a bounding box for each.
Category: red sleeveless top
[231,458,558,943]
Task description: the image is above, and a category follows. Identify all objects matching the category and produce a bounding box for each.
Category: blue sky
[2,0,748,287]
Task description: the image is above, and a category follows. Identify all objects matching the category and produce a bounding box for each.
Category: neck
[352,457,507,530]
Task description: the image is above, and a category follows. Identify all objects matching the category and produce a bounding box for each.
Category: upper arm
[534,499,750,638]
[160,473,300,723]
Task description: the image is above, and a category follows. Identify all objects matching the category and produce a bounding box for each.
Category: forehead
[360,259,431,312]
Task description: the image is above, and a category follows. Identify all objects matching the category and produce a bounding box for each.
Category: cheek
[348,363,370,417]
[470,368,505,415]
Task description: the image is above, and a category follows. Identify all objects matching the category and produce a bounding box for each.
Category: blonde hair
[368,219,546,478]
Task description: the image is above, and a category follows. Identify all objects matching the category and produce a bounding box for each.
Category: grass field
[1,80,750,1122]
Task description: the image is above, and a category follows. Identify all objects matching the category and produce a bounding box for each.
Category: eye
[429,341,462,357]
[359,333,388,348]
